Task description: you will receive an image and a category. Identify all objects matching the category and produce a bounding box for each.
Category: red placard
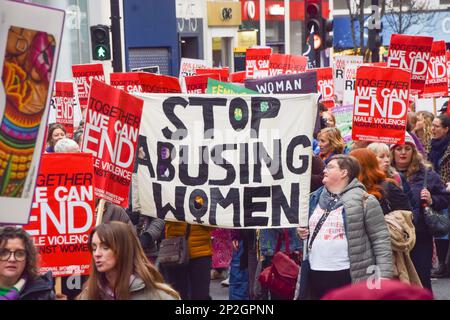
[245,47,272,79]
[422,41,448,98]
[387,34,433,97]
[72,63,105,109]
[352,66,411,145]
[230,71,246,83]
[447,51,450,94]
[196,67,229,82]
[315,67,335,108]
[81,80,143,207]
[110,72,181,94]
[268,53,307,76]
[23,153,95,277]
[53,81,75,138]
[184,73,221,94]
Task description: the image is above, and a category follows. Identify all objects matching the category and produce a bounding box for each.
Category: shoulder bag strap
[308,209,331,251]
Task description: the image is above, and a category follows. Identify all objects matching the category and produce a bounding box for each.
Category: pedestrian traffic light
[368,22,383,61]
[304,0,321,45]
[90,25,111,61]
[321,18,333,49]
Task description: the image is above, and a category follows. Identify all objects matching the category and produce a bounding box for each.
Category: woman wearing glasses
[0,227,55,300]
[296,155,393,299]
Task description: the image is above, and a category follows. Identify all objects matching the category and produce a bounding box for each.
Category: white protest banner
[0,1,64,225]
[343,64,361,106]
[135,94,317,228]
[333,55,363,103]
[179,58,211,93]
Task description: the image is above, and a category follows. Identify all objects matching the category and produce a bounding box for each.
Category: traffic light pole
[110,0,123,72]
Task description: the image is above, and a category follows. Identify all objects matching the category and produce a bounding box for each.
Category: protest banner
[110,72,181,94]
[447,51,450,93]
[196,67,230,82]
[332,104,354,147]
[268,54,307,76]
[23,153,95,277]
[72,63,105,110]
[131,65,160,74]
[134,93,317,228]
[230,71,246,83]
[387,34,433,97]
[81,80,143,207]
[244,72,317,94]
[179,58,211,93]
[422,41,448,98]
[0,1,64,225]
[315,67,335,108]
[352,66,411,145]
[185,73,221,94]
[343,64,360,106]
[245,47,272,79]
[333,55,363,103]
[206,79,257,94]
[50,81,75,138]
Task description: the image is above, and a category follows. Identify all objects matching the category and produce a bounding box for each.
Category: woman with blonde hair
[413,111,434,153]
[78,222,179,300]
[317,127,346,164]
[367,142,402,186]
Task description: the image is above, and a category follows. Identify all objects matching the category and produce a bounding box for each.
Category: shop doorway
[212,37,232,67]
[180,36,200,59]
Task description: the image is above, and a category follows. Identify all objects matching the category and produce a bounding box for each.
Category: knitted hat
[321,279,433,300]
[390,131,416,150]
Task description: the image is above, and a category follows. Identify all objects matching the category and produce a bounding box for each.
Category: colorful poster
[332,104,354,146]
[387,34,433,97]
[23,153,95,277]
[268,54,308,76]
[179,58,211,93]
[315,67,335,108]
[352,66,411,145]
[0,1,64,224]
[71,63,105,110]
[447,51,450,93]
[206,79,257,94]
[422,41,448,98]
[333,55,363,103]
[196,67,229,82]
[244,72,317,94]
[245,47,272,79]
[135,94,317,228]
[184,73,221,94]
[51,81,75,138]
[110,72,181,94]
[81,80,143,207]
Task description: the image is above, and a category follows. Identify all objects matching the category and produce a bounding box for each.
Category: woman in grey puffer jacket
[296,155,393,300]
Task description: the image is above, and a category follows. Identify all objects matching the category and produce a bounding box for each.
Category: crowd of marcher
[1,100,449,301]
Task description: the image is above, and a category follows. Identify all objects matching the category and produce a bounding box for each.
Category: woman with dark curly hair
[0,227,55,300]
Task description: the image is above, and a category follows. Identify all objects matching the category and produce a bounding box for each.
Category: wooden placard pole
[95,199,106,226]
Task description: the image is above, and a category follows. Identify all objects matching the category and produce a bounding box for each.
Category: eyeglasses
[325,164,339,171]
[432,124,443,129]
[0,249,26,262]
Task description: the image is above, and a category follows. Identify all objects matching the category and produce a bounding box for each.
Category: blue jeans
[229,240,249,300]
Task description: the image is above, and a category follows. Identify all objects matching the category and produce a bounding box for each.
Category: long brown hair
[83,222,179,300]
[390,145,429,179]
[349,148,394,199]
[318,127,345,154]
[0,227,38,281]
[46,123,66,147]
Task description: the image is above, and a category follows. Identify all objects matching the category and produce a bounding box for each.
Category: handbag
[258,230,299,300]
[422,169,450,238]
[156,224,190,267]
[424,207,450,238]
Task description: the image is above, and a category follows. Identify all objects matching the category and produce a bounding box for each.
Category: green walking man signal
[90,25,111,61]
